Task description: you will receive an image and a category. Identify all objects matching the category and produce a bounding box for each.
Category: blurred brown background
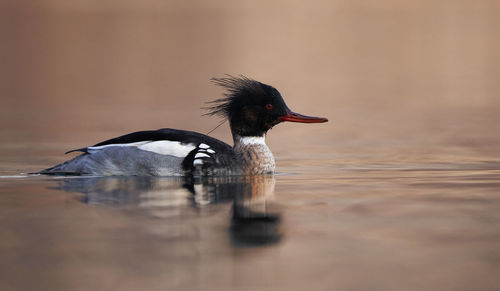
[1,0,499,163]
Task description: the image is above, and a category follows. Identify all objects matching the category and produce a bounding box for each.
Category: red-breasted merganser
[39,76,328,176]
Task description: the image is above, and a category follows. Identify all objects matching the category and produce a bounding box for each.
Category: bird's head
[205,75,328,137]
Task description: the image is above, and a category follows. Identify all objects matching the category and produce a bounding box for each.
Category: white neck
[234,135,266,146]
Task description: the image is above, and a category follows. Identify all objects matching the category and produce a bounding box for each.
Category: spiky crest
[203,75,267,119]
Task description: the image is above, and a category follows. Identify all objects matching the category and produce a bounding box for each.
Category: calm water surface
[1,141,499,291]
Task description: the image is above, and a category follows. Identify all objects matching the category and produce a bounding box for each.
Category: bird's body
[41,129,275,176]
[38,76,327,176]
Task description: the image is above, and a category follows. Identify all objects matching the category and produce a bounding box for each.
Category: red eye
[266,104,273,110]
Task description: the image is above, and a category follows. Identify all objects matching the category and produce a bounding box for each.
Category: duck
[38,76,328,176]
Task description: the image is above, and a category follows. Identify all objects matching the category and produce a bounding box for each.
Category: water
[1,148,499,290]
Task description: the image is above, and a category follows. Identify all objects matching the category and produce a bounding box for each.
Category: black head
[205,75,328,137]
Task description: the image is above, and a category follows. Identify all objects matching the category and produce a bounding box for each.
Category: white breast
[234,135,275,174]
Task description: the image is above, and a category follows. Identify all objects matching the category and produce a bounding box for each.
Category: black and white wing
[39,128,234,176]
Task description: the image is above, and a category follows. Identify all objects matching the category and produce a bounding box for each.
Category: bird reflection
[51,175,281,247]
[230,176,281,247]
